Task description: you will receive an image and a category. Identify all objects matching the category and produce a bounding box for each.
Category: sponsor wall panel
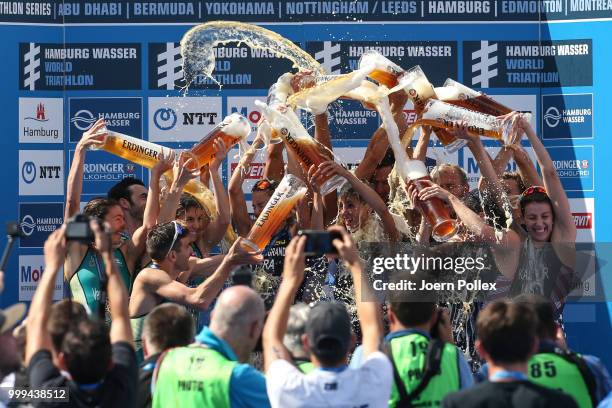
[569,197,595,243]
[18,203,64,248]
[542,93,593,140]
[69,97,142,143]
[148,96,222,142]
[18,150,64,196]
[18,255,64,301]
[548,145,594,192]
[19,97,63,143]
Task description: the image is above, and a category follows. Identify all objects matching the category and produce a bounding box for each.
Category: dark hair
[477,300,537,364]
[377,148,395,169]
[501,172,526,194]
[514,294,557,340]
[176,193,203,218]
[146,222,190,262]
[61,319,111,384]
[83,197,120,220]
[389,302,436,327]
[313,342,347,367]
[251,178,278,194]
[143,304,194,351]
[520,191,553,216]
[48,300,88,352]
[107,178,145,204]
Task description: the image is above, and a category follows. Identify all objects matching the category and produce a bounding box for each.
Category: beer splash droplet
[180,21,326,87]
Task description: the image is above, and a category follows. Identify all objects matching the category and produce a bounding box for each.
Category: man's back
[266,351,392,408]
[442,380,578,408]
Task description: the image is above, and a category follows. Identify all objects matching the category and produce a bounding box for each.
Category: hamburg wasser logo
[19,203,64,248]
[542,94,593,140]
[71,109,97,131]
[315,41,342,74]
[471,41,498,87]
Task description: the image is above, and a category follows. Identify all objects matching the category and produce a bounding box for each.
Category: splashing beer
[418,99,529,145]
[184,113,251,170]
[256,101,346,195]
[436,79,512,116]
[244,174,307,251]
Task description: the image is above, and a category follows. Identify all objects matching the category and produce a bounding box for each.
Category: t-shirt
[442,380,578,408]
[266,351,393,408]
[27,342,138,408]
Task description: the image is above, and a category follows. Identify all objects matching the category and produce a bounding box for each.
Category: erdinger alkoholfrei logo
[315,41,341,74]
[471,41,498,87]
[544,106,562,128]
[153,107,178,130]
[20,215,36,236]
[157,42,183,90]
[23,42,41,90]
[71,109,97,131]
[22,161,36,184]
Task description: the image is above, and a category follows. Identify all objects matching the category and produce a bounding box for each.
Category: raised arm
[331,226,383,358]
[151,238,262,309]
[130,151,175,258]
[229,137,261,237]
[263,235,307,372]
[200,139,231,251]
[509,143,542,189]
[65,119,106,219]
[157,152,199,224]
[91,221,133,345]
[412,126,432,162]
[314,161,400,241]
[26,226,66,364]
[519,117,576,240]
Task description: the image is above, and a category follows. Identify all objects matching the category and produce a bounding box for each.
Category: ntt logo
[22,161,36,184]
[153,107,177,131]
[71,109,97,131]
[544,106,562,128]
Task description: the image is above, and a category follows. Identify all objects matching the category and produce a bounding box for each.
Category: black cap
[306,302,351,360]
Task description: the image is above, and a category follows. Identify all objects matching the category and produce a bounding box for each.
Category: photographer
[263,226,393,408]
[26,221,137,407]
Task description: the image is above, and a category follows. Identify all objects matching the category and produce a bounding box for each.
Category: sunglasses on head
[165,221,185,259]
[521,186,547,199]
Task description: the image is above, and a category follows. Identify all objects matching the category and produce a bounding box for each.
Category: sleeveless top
[252,227,291,310]
[69,247,132,317]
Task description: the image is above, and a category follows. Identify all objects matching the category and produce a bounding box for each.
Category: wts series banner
[0,0,610,366]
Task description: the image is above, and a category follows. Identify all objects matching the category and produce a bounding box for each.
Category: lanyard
[490,370,529,382]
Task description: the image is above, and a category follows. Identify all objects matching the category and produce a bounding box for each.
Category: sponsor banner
[19,255,63,301]
[461,145,537,189]
[69,97,142,143]
[328,100,380,140]
[227,147,270,194]
[542,93,593,140]
[4,2,611,24]
[18,202,64,248]
[148,42,293,90]
[18,97,63,143]
[68,150,143,195]
[464,39,592,88]
[305,40,458,85]
[19,42,141,90]
[569,198,594,242]
[18,150,64,196]
[548,145,594,191]
[148,96,222,143]
[19,203,64,248]
[227,96,266,141]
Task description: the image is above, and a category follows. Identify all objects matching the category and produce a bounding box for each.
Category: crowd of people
[0,70,610,408]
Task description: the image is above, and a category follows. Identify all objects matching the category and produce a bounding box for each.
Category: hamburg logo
[24,103,49,122]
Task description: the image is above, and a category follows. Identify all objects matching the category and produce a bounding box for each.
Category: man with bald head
[152,285,270,408]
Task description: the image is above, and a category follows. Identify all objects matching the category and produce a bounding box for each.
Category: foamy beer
[256,101,346,195]
[244,174,307,251]
[420,99,530,145]
[358,50,405,88]
[403,160,457,242]
[286,63,376,115]
[436,79,512,116]
[184,113,250,171]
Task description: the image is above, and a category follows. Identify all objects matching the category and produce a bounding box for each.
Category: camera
[65,214,97,243]
[297,230,342,257]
